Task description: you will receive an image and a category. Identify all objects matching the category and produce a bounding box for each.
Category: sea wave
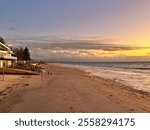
[57,62,150,93]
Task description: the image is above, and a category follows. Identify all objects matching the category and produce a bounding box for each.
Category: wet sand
[0,64,150,112]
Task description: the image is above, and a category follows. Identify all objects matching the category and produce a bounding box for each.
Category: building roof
[0,42,17,60]
[0,42,11,51]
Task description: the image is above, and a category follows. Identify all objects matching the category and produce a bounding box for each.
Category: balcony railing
[0,51,17,60]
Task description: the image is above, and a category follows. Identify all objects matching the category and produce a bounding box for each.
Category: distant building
[0,42,17,68]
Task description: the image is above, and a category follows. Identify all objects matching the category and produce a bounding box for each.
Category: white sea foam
[57,62,150,93]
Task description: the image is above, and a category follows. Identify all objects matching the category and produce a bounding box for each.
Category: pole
[41,69,43,80]
[3,66,4,81]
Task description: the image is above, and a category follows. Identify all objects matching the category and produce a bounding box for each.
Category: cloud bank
[7,36,150,62]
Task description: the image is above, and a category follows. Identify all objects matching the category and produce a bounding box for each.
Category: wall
[0,60,12,68]
[0,60,3,68]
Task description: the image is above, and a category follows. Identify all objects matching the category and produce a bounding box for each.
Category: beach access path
[0,64,150,112]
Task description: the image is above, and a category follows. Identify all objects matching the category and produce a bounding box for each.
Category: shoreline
[55,64,150,97]
[55,63,150,97]
[56,63,150,93]
[0,63,150,112]
[86,73,150,97]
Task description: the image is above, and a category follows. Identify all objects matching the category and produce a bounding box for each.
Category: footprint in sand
[0,89,9,98]
[6,87,12,90]
[12,84,19,86]
[70,106,73,110]
[130,108,135,112]
[23,84,30,87]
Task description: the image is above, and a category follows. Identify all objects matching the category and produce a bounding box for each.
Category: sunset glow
[0,0,150,61]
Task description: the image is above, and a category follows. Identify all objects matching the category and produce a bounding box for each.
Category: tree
[23,47,30,61]
[0,35,6,44]
[13,47,24,61]
[13,47,31,61]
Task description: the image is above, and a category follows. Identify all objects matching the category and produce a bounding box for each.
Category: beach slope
[0,64,150,112]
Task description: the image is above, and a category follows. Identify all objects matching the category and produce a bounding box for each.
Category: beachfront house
[0,42,17,68]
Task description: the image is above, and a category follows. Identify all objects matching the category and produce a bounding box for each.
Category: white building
[0,42,17,68]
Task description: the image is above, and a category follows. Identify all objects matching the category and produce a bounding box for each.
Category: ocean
[57,62,150,93]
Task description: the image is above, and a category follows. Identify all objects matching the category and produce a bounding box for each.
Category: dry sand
[0,64,150,112]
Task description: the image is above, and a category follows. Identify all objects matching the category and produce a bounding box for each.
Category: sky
[0,0,150,61]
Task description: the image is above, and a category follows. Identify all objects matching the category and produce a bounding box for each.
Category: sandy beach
[0,64,150,113]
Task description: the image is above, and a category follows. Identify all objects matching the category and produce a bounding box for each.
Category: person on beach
[47,70,50,75]
[40,69,43,80]
[47,69,52,75]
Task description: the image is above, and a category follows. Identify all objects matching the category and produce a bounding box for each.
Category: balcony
[0,51,17,60]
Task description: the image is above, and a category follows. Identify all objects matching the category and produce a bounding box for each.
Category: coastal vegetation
[0,35,6,44]
[13,47,30,61]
